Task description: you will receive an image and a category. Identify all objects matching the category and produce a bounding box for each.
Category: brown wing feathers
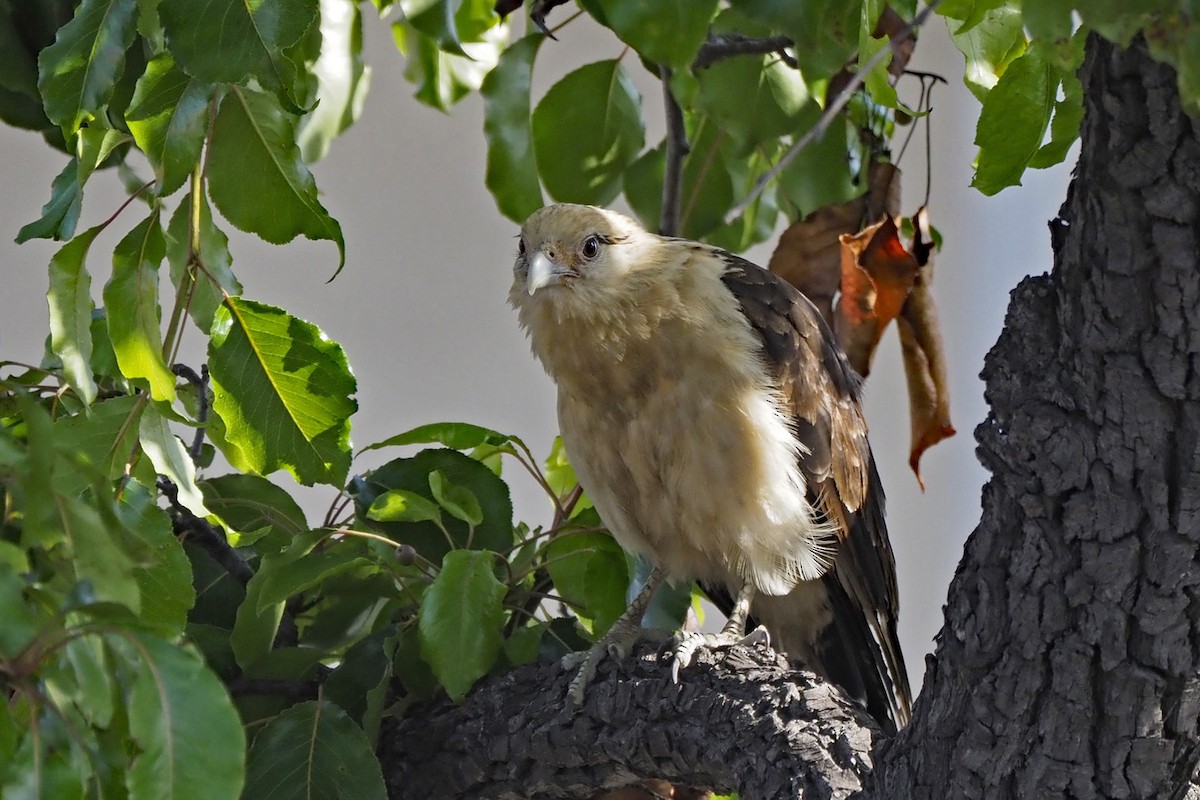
[716,252,913,731]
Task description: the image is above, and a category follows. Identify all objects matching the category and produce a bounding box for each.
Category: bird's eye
[581,235,601,260]
[517,237,526,257]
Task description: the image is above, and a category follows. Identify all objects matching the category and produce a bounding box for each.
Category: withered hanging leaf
[873,6,915,79]
[835,214,920,376]
[899,205,954,489]
[769,162,900,323]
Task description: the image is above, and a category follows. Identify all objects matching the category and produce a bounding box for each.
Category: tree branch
[659,66,686,237]
[692,34,795,72]
[378,643,879,799]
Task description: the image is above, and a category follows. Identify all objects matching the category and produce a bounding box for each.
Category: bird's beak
[526,251,574,295]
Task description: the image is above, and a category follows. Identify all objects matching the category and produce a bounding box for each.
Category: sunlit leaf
[165,191,240,335]
[138,403,208,518]
[481,34,543,223]
[208,297,357,487]
[17,157,83,242]
[46,225,104,404]
[297,0,372,163]
[126,52,214,196]
[972,42,1054,195]
[594,0,718,69]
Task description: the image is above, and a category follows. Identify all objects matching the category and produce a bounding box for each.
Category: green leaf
[118,482,195,634]
[199,474,308,550]
[360,421,514,453]
[60,492,141,612]
[165,191,239,335]
[126,53,214,196]
[47,225,104,405]
[595,0,718,69]
[353,449,513,563]
[0,564,45,659]
[542,435,592,515]
[532,59,644,205]
[429,470,482,527]
[296,0,372,163]
[777,114,857,216]
[695,54,809,156]
[36,0,138,133]
[242,700,386,800]
[158,0,316,104]
[50,395,144,493]
[938,0,1011,31]
[208,297,357,487]
[104,210,175,402]
[52,634,115,728]
[231,562,285,670]
[17,157,83,243]
[972,43,1055,195]
[392,18,505,112]
[419,549,506,701]
[367,489,444,526]
[727,0,859,79]
[1029,35,1085,170]
[138,403,208,517]
[120,632,245,800]
[75,117,131,186]
[858,0,897,109]
[323,629,397,740]
[207,87,345,271]
[256,532,371,609]
[545,530,628,635]
[481,34,543,223]
[949,3,1025,102]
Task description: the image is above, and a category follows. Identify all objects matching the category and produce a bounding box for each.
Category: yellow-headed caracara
[510,203,912,731]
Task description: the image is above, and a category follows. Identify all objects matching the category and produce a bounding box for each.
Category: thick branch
[378,644,879,799]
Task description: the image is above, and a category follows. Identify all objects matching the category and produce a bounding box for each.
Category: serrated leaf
[695,54,809,155]
[353,449,512,563]
[158,0,316,105]
[256,534,371,609]
[393,18,505,112]
[76,118,131,186]
[53,634,114,728]
[323,629,397,740]
[532,59,644,205]
[200,474,308,551]
[545,530,627,635]
[17,157,83,243]
[126,52,214,196]
[419,549,505,701]
[104,210,175,402]
[208,298,356,487]
[242,700,386,800]
[360,421,514,453]
[119,481,195,634]
[949,3,1025,102]
[778,113,857,217]
[594,0,717,69]
[120,632,245,800]
[207,87,344,271]
[47,225,104,404]
[138,403,207,518]
[481,34,543,223]
[60,492,141,612]
[50,395,144,494]
[165,191,239,335]
[37,0,138,133]
[973,43,1054,195]
[429,470,482,527]
[367,489,443,525]
[231,563,285,671]
[0,564,44,659]
[297,0,372,163]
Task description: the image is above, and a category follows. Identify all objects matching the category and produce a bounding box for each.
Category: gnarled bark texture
[377,34,1200,800]
[867,33,1200,799]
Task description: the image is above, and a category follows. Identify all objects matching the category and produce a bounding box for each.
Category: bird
[509,203,912,731]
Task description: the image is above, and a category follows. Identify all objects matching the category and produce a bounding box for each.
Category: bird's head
[509,204,653,310]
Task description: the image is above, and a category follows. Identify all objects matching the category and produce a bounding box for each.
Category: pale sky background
[0,13,1074,690]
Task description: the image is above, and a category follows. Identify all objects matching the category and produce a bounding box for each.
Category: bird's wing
[714,250,913,730]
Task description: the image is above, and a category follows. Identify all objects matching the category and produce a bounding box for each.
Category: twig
[724,0,945,224]
[692,34,795,72]
[659,66,687,237]
[159,476,255,585]
[170,363,209,464]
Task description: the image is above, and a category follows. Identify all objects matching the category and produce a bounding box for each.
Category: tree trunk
[376,33,1200,800]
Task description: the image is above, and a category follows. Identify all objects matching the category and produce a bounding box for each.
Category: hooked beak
[526,251,577,295]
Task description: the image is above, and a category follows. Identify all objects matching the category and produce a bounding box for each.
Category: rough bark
[380,644,879,798]
[867,34,1200,799]
[377,34,1200,800]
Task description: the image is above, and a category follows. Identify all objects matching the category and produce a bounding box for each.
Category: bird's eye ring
[581,235,601,260]
[517,237,526,256]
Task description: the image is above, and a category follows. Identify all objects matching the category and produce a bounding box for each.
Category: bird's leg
[562,565,668,706]
[669,580,770,683]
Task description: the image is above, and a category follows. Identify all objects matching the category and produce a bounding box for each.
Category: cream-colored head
[508,204,659,312]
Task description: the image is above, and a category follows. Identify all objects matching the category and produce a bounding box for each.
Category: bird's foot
[668,625,770,683]
[561,619,660,706]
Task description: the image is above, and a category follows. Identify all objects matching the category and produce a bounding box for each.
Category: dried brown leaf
[872,5,915,79]
[835,214,920,376]
[899,206,954,488]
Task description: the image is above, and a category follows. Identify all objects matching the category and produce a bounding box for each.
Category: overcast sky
[0,13,1075,689]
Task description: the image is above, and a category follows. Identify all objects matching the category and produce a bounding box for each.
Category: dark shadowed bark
[377,34,1200,799]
